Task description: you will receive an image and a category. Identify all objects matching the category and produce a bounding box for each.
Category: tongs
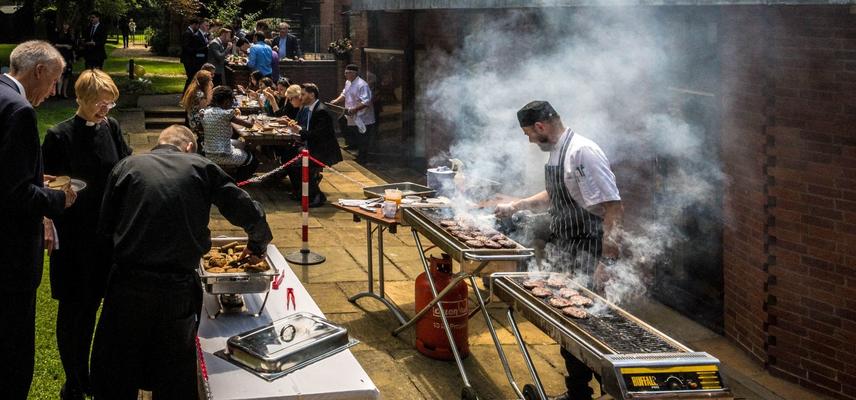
[358,197,384,212]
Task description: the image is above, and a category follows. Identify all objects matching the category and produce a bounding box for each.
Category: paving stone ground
[122,105,830,400]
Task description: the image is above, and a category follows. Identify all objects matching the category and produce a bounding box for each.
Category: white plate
[70,179,87,193]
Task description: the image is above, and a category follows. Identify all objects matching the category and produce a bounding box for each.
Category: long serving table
[197,244,380,400]
[332,204,408,326]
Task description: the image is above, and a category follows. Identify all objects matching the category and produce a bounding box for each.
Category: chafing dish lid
[227,312,347,361]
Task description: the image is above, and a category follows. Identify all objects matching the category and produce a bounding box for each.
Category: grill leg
[410,229,473,390]
[469,275,525,399]
[507,308,548,400]
[393,230,469,336]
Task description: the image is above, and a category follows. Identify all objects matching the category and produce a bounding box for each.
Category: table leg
[348,221,407,325]
[378,225,387,299]
[367,221,373,293]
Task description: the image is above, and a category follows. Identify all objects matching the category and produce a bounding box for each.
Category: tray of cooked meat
[199,238,279,295]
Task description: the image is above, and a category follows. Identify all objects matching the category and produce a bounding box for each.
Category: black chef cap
[517,101,559,127]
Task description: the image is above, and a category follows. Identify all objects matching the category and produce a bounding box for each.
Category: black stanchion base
[285,250,326,265]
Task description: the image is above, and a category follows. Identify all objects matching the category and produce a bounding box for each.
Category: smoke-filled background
[417,8,725,306]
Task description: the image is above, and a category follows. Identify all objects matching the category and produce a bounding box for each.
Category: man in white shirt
[329,64,376,163]
[496,101,623,400]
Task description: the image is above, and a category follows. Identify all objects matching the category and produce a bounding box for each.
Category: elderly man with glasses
[0,40,76,399]
[42,68,132,400]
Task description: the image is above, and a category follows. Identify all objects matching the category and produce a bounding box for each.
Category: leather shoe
[60,384,85,400]
[308,193,327,208]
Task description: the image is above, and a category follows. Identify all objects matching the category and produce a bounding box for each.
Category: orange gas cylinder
[415,253,469,360]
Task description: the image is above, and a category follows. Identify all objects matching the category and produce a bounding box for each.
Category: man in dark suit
[83,12,108,69]
[180,18,206,91]
[272,22,304,62]
[287,83,341,207]
[0,40,76,399]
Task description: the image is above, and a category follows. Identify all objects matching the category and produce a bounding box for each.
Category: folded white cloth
[338,199,368,207]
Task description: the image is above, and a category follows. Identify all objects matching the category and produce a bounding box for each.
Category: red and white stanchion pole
[285,149,325,265]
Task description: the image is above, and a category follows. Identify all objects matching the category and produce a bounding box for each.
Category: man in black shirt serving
[91,125,273,398]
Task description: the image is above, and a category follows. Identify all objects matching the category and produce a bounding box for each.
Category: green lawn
[3,42,185,95]
[37,100,77,141]
[32,257,64,399]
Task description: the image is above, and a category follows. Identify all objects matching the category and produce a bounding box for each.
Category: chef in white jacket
[330,64,375,163]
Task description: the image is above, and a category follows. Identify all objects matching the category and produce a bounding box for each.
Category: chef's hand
[43,218,56,255]
[494,202,517,218]
[43,174,56,183]
[63,185,77,208]
[240,245,266,260]
[602,237,620,260]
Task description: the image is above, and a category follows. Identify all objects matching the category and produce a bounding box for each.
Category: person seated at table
[200,62,216,75]
[236,70,263,99]
[200,86,258,180]
[179,70,213,151]
[285,83,342,207]
[263,79,299,119]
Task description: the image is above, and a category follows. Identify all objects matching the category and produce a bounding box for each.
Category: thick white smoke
[418,7,724,305]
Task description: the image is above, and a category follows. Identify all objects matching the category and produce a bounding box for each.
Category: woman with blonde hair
[180,69,213,148]
[42,68,132,400]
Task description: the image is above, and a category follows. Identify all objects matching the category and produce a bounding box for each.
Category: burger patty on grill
[549,297,573,308]
[559,287,580,298]
[562,306,589,319]
[568,295,593,307]
[531,287,553,298]
[483,240,502,249]
[522,279,546,289]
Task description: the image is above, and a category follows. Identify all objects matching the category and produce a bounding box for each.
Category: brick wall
[720,5,774,366]
[722,5,856,399]
[764,6,856,399]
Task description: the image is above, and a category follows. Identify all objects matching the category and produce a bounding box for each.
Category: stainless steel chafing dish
[199,237,280,318]
[217,312,358,381]
[363,182,436,199]
[198,237,279,295]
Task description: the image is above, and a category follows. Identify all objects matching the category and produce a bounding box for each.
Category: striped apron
[545,131,604,280]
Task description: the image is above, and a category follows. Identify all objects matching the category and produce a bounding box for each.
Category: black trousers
[91,268,200,399]
[183,60,200,92]
[213,73,223,87]
[345,123,378,162]
[56,296,103,396]
[561,347,600,399]
[286,163,323,200]
[0,289,37,399]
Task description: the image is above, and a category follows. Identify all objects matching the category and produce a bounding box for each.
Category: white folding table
[197,244,380,400]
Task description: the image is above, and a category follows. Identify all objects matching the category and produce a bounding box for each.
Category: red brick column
[720,6,774,365]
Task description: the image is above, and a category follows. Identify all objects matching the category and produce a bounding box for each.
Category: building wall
[766,6,856,399]
[721,5,856,399]
[719,5,773,367]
